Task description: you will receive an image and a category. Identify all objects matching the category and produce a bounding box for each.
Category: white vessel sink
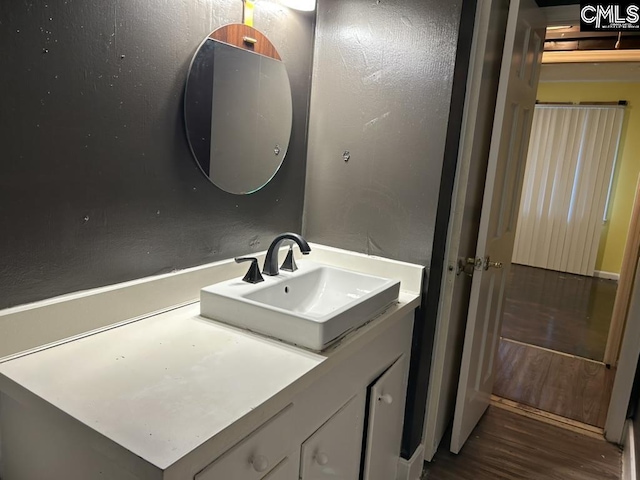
[200,261,400,350]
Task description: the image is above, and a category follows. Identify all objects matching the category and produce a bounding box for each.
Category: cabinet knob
[315,452,329,466]
[251,455,269,473]
[379,393,393,405]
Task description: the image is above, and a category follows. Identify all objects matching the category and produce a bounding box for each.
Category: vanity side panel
[0,393,161,480]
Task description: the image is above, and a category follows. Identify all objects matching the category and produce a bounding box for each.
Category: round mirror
[184,25,293,195]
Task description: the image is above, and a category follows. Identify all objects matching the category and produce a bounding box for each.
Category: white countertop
[0,303,325,469]
[0,245,424,473]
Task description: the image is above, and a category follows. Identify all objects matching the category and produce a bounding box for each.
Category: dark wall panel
[0,0,314,309]
[303,0,462,267]
[304,0,465,457]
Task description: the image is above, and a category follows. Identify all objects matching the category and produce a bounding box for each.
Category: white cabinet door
[262,456,298,480]
[362,355,407,480]
[300,393,366,480]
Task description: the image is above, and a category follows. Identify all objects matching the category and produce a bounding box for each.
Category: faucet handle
[280,245,298,273]
[235,257,264,284]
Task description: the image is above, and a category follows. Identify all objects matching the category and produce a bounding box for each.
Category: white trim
[606,262,640,443]
[623,419,637,480]
[0,255,252,361]
[422,0,495,460]
[396,443,425,480]
[543,50,640,64]
[595,270,621,281]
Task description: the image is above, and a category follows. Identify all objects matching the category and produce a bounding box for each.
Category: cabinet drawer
[300,393,366,479]
[363,355,407,480]
[195,404,294,480]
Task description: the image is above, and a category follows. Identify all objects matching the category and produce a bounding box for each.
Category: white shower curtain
[512,104,625,276]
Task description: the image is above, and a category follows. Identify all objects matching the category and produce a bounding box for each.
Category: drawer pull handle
[251,455,270,472]
[379,393,393,405]
[315,452,329,466]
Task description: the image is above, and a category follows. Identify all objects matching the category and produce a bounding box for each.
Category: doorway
[490,42,638,430]
[422,0,640,459]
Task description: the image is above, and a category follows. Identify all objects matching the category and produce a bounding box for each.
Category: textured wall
[0,0,315,309]
[303,0,463,267]
[304,0,465,456]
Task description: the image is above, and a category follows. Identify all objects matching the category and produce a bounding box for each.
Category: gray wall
[304,0,466,455]
[303,0,463,266]
[0,0,315,309]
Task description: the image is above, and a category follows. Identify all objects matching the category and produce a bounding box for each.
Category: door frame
[449,0,546,453]
[607,262,640,443]
[423,0,638,456]
[421,0,506,461]
[528,4,638,444]
[423,0,547,458]
[604,177,640,367]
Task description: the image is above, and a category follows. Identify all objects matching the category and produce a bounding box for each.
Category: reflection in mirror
[185,25,293,195]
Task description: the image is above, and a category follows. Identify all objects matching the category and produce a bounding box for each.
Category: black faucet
[263,232,311,276]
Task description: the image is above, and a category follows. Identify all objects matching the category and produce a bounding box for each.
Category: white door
[300,393,366,479]
[261,456,298,480]
[450,0,545,453]
[362,355,407,480]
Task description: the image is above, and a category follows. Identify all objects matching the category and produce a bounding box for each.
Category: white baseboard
[624,419,637,480]
[594,270,620,281]
[397,443,425,480]
[423,440,437,463]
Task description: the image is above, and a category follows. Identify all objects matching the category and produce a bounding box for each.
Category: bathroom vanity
[0,245,422,480]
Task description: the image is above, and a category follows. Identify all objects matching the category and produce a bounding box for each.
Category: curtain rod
[536,100,628,106]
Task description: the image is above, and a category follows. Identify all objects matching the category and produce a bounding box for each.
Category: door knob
[315,452,329,465]
[483,256,503,270]
[251,455,269,472]
[379,393,393,405]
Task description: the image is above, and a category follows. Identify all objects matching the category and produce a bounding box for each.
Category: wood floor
[493,338,615,427]
[425,265,621,478]
[423,406,621,480]
[501,264,617,361]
